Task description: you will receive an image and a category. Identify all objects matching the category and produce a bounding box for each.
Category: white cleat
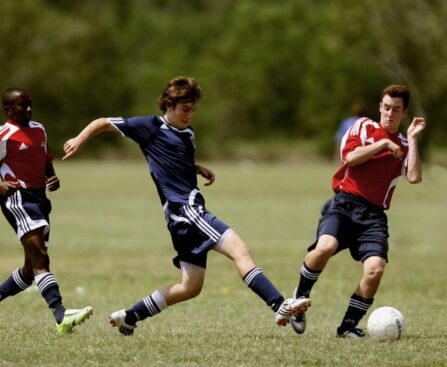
[109,309,136,336]
[275,297,311,327]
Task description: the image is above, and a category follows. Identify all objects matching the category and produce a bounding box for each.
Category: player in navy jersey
[0,88,93,334]
[63,76,310,335]
[290,85,426,338]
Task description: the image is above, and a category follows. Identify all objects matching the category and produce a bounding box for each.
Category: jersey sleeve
[340,118,377,161]
[108,116,159,144]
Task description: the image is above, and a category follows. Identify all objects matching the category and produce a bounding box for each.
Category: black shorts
[308,192,389,262]
[0,188,51,243]
[164,202,230,269]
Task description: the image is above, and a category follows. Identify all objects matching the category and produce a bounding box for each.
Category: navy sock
[125,291,167,325]
[243,267,284,312]
[295,262,321,298]
[0,268,33,302]
[35,272,65,323]
[339,293,373,331]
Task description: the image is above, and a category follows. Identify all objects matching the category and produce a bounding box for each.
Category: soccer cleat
[275,297,311,326]
[56,306,94,335]
[336,326,365,339]
[290,288,308,334]
[109,309,136,336]
[291,312,307,334]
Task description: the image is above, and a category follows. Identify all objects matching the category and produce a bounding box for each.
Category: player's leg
[0,247,34,302]
[289,234,338,334]
[336,256,386,338]
[21,228,65,321]
[22,228,93,334]
[214,230,310,326]
[109,262,205,335]
[295,234,338,299]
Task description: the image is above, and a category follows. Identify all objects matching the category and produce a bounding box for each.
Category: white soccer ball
[367,306,406,340]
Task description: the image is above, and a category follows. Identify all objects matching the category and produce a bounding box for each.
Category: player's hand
[63,138,82,160]
[196,164,215,186]
[46,176,60,192]
[0,181,19,196]
[407,117,426,139]
[386,140,403,159]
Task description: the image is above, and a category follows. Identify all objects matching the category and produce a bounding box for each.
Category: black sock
[35,272,65,323]
[338,293,373,331]
[295,262,321,298]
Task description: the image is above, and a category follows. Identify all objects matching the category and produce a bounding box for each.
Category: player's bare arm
[63,118,116,160]
[45,163,60,192]
[345,139,402,167]
[196,164,215,186]
[406,117,426,184]
[0,181,18,196]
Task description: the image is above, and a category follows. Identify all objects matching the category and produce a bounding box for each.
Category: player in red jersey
[291,85,426,338]
[0,88,93,334]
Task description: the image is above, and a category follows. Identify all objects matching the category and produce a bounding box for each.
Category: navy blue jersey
[109,116,198,205]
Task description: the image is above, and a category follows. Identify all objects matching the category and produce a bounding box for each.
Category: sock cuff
[151,290,168,311]
[13,268,32,289]
[242,267,262,286]
[35,272,58,294]
[301,262,321,280]
[349,293,374,311]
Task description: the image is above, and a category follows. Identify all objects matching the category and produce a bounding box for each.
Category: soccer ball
[367,306,406,340]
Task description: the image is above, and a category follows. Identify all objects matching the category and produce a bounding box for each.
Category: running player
[290,84,425,338]
[0,88,93,334]
[63,76,310,335]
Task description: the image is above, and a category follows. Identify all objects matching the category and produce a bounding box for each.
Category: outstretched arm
[63,118,116,160]
[406,117,425,184]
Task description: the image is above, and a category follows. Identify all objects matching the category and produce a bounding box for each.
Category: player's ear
[402,108,409,117]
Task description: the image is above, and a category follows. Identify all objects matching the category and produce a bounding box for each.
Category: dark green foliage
[1,0,445,158]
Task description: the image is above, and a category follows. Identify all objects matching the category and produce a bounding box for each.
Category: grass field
[0,160,446,367]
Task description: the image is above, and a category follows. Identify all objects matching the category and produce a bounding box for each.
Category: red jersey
[0,119,53,189]
[332,118,408,209]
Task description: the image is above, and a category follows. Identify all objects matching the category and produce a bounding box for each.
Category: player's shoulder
[348,117,380,136]
[112,115,162,127]
[29,120,45,130]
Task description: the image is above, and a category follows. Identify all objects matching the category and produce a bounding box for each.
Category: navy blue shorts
[0,188,51,244]
[308,192,389,262]
[164,201,230,269]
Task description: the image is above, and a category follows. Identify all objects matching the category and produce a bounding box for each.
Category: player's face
[5,92,32,126]
[379,95,408,133]
[165,102,197,129]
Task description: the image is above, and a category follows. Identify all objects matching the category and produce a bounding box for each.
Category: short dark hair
[158,77,202,112]
[381,84,410,110]
[2,87,29,108]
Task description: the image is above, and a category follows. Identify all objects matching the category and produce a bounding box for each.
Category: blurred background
[1,0,446,163]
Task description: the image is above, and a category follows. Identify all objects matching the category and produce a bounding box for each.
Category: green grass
[1,160,446,367]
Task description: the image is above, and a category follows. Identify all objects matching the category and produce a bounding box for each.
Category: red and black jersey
[332,118,408,209]
[0,119,53,189]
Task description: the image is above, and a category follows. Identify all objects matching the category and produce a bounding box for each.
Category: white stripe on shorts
[183,205,220,242]
[5,191,49,241]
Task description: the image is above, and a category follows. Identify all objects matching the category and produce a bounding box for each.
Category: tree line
[1,0,445,159]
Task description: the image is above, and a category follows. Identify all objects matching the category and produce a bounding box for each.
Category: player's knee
[182,282,203,299]
[365,266,384,283]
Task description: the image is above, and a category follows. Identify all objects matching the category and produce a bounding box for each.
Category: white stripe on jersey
[382,175,400,208]
[107,117,126,136]
[0,124,19,161]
